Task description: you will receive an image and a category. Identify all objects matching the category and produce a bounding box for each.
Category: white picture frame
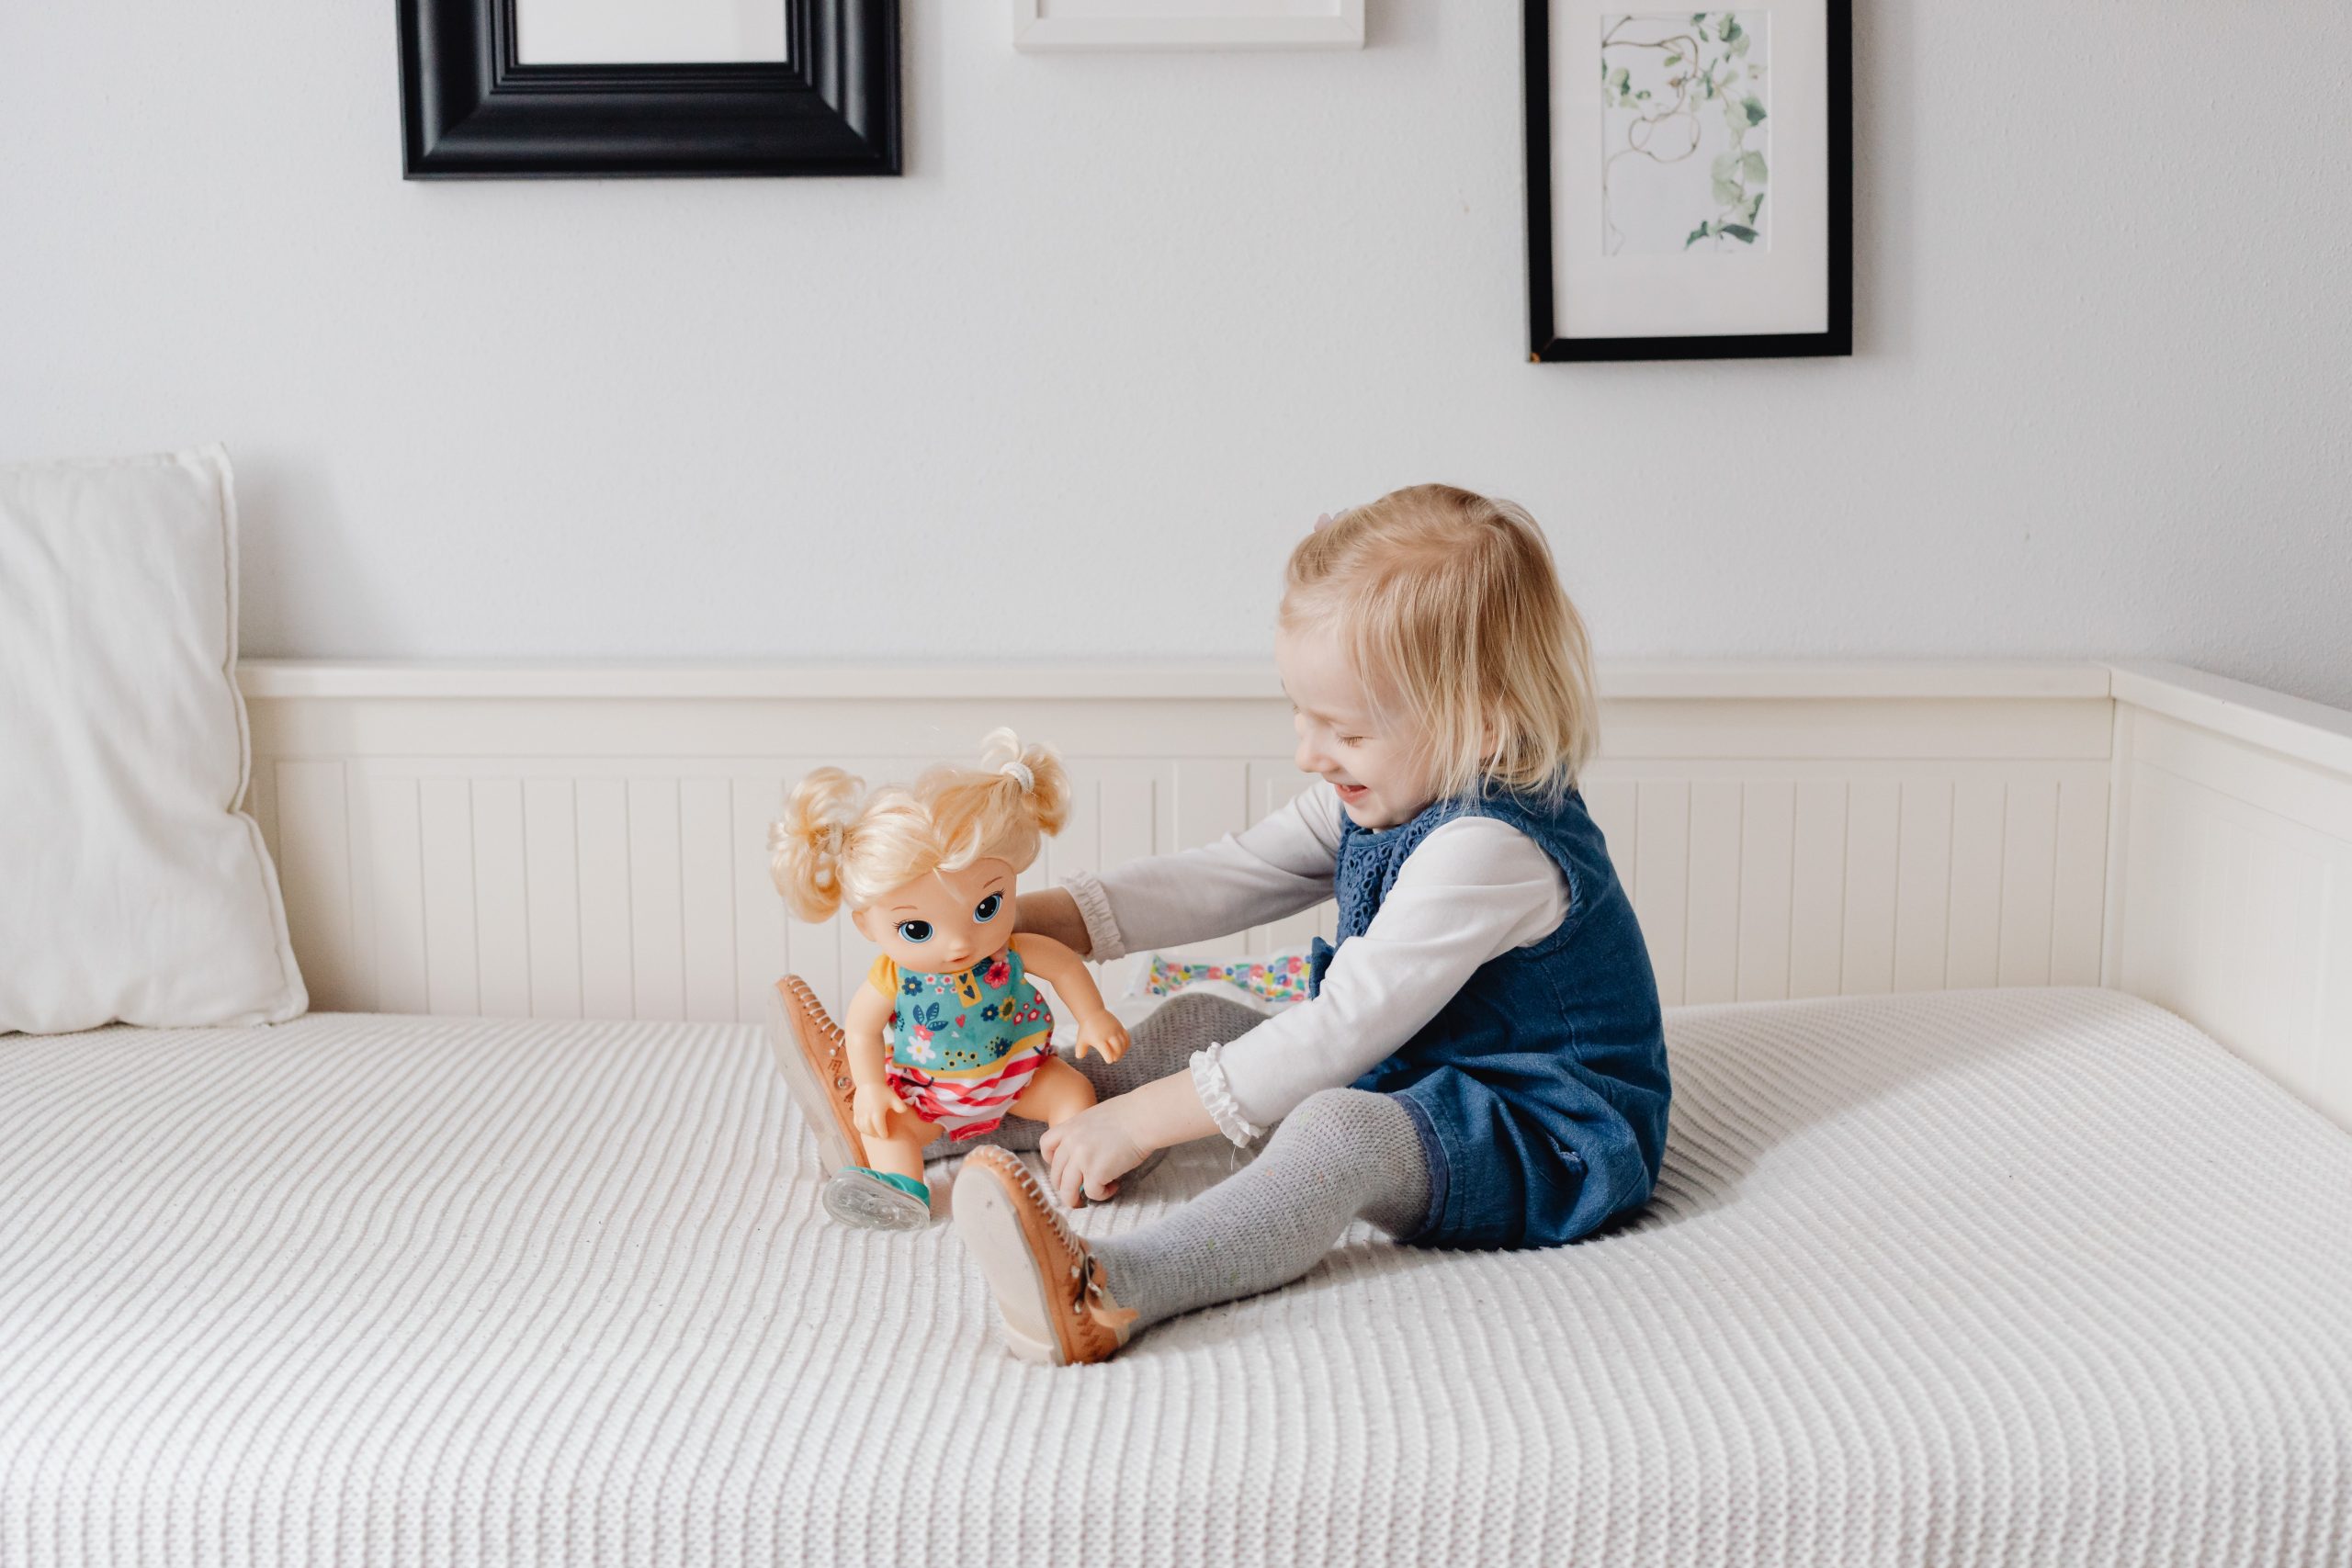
[1013,0,1364,52]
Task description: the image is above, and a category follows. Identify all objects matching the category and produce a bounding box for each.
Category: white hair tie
[1001,760,1035,794]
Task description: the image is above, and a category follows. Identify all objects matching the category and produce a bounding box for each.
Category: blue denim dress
[1309,784,1669,1249]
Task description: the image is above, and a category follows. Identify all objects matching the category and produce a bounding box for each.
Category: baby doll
[769,730,1131,1230]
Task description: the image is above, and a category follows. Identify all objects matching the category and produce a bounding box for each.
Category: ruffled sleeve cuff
[1190,1043,1265,1148]
[1060,871,1130,964]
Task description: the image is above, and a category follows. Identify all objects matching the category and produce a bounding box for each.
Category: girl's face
[851,858,1016,973]
[1275,621,1442,830]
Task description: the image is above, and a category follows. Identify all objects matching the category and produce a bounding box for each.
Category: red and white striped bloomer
[885,1042,1051,1141]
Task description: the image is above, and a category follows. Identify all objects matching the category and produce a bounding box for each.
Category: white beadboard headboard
[239,660,2120,1018]
[236,659,2352,1127]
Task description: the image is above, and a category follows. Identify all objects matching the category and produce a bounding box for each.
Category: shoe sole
[952,1152,1066,1366]
[766,977,861,1174]
[821,1168,933,1232]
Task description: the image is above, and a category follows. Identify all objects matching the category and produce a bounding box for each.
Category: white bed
[9,658,2352,1567]
[4,987,2347,1568]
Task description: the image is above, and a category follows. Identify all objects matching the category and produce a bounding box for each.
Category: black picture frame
[1523,0,1850,361]
[398,0,900,179]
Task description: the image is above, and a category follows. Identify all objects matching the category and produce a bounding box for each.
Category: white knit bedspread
[5,990,2348,1568]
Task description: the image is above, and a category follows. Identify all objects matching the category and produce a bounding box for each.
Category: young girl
[950,483,1671,1365]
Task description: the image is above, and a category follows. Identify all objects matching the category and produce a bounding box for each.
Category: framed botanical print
[1523,1,1851,360]
[398,0,900,178]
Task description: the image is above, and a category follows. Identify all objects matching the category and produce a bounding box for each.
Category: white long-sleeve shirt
[1061,781,1569,1143]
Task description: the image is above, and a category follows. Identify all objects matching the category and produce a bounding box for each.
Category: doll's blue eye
[896,920,933,943]
[973,893,1002,923]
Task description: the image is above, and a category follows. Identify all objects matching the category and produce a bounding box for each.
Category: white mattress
[4,989,2348,1567]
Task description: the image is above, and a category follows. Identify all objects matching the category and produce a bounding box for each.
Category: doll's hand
[1073,1010,1130,1064]
[852,1082,900,1141]
[1040,1100,1147,1208]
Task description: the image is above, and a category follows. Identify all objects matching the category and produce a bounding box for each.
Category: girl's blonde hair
[769,729,1070,923]
[1282,483,1599,802]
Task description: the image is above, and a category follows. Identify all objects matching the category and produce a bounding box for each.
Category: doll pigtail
[771,767,864,922]
[976,728,1070,838]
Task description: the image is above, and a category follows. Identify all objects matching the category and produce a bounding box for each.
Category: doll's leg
[862,1106,941,1183]
[1004,1054,1095,1127]
[824,1107,942,1231]
[1001,1055,1153,1201]
[936,993,1269,1157]
[1085,1089,1430,1333]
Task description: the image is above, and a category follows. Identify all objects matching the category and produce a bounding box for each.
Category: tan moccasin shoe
[766,976,865,1174]
[952,1146,1138,1366]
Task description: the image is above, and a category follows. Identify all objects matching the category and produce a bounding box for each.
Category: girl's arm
[1017,784,1346,964]
[1009,931,1127,1061]
[1042,818,1566,1203]
[1196,817,1567,1139]
[1012,887,1093,956]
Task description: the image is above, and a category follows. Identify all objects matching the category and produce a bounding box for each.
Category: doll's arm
[842,981,899,1139]
[1010,931,1128,1062]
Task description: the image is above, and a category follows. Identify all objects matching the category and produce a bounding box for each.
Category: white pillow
[0,446,305,1032]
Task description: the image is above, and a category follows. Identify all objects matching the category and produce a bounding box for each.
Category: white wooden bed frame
[239,660,2352,1128]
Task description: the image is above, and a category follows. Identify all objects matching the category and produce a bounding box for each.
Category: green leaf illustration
[1663,53,1681,66]
[1712,152,1740,180]
[1742,151,1768,183]
[1611,66,1631,90]
[1732,29,1751,57]
[1713,175,1744,206]
[1745,191,1767,222]
[1743,95,1768,124]
[1686,220,1714,249]
[1720,224,1758,243]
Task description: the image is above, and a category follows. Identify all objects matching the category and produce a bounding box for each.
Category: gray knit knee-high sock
[931,992,1272,1160]
[1089,1088,1430,1330]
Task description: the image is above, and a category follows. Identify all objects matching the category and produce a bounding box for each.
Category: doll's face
[850,857,1017,974]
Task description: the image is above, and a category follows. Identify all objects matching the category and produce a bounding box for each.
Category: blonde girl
[950,483,1672,1364]
[770,731,1132,1231]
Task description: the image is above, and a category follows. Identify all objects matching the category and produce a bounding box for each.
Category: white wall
[4,4,2347,706]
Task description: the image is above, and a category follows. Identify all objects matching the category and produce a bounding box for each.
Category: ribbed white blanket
[4,990,2347,1567]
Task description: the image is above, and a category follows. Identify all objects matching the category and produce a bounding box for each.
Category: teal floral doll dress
[867,947,1054,1140]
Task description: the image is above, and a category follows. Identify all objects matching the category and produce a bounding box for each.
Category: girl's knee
[1141,989,1267,1041]
[1275,1087,1395,1143]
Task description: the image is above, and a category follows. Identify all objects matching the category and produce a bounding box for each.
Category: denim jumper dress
[1310,784,1670,1249]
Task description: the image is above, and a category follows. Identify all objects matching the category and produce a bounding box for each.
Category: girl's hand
[1040,1101,1148,1208]
[852,1082,899,1141]
[1073,1010,1130,1064]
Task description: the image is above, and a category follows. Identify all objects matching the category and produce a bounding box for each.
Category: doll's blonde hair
[1282,483,1600,802]
[769,729,1071,923]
